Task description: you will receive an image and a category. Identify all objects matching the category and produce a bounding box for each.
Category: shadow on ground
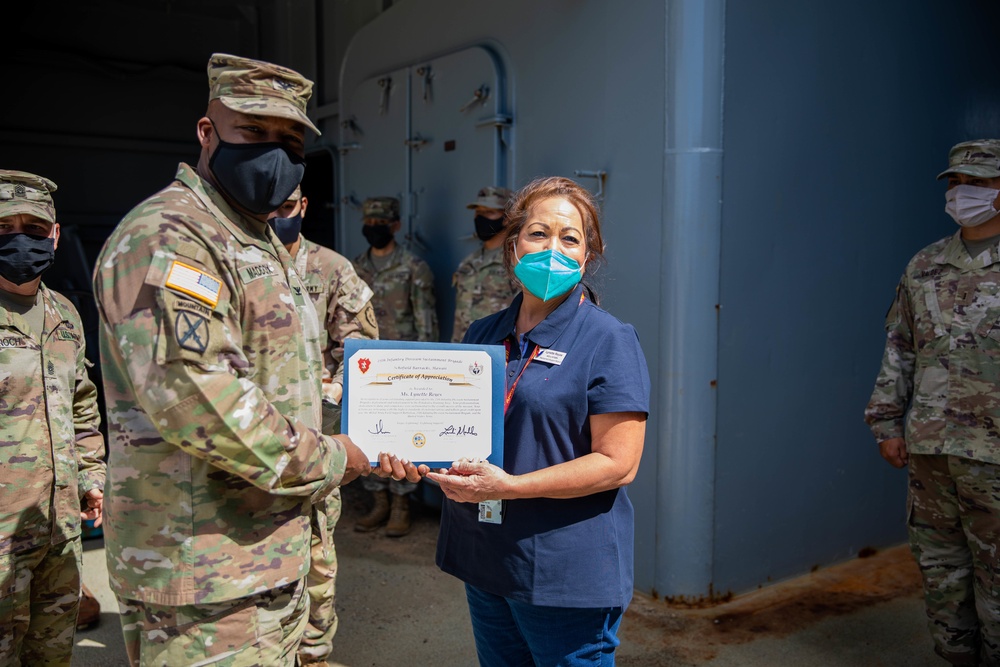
[74,482,936,667]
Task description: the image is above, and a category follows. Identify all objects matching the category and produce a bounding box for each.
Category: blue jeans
[465,583,623,667]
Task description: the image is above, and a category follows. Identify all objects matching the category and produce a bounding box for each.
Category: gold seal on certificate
[343,340,505,466]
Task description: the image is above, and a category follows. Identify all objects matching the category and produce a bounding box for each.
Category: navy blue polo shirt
[436,283,651,608]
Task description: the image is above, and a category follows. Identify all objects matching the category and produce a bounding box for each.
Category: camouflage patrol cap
[0,170,57,223]
[286,185,303,202]
[363,197,400,221]
[467,186,514,210]
[937,139,1000,180]
[207,53,321,135]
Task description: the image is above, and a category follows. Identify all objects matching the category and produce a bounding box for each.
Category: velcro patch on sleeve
[175,311,210,353]
[165,260,222,308]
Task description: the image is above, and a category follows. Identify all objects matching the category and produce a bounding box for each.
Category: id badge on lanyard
[479,338,538,524]
[479,292,583,524]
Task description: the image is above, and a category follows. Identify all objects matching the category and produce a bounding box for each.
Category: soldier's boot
[385,493,411,538]
[77,583,100,631]
[354,490,390,532]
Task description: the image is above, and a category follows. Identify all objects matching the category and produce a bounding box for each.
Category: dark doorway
[300,148,339,253]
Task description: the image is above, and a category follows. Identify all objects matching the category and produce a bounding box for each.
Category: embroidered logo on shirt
[165,261,222,308]
[240,262,276,284]
[175,311,209,353]
[0,336,29,348]
[55,329,80,342]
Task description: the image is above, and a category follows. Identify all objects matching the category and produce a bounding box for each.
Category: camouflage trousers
[298,489,341,667]
[117,578,307,667]
[908,454,1000,666]
[362,475,418,495]
[0,537,82,667]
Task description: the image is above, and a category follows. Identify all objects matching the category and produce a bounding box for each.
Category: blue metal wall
[338,0,1000,598]
[715,1,1000,592]
[338,0,669,594]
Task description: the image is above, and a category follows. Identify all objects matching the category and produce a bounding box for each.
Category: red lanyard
[503,339,540,415]
[502,292,585,415]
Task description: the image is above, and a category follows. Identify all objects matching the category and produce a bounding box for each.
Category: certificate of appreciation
[343,339,504,467]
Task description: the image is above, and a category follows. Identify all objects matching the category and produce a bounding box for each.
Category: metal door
[410,47,506,341]
[339,66,409,263]
[340,46,509,341]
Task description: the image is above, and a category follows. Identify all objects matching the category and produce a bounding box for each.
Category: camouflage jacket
[94,163,346,605]
[451,245,518,342]
[0,285,105,555]
[866,231,1000,464]
[353,245,438,342]
[294,237,378,389]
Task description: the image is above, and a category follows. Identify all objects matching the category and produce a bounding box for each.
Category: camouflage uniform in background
[295,235,379,393]
[94,55,347,667]
[354,197,437,500]
[453,185,516,342]
[353,247,438,344]
[293,234,378,666]
[451,247,517,343]
[0,171,106,666]
[866,141,1000,666]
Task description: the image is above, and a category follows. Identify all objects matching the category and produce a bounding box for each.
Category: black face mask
[0,233,55,285]
[208,126,306,215]
[474,214,505,242]
[269,214,303,245]
[362,223,394,250]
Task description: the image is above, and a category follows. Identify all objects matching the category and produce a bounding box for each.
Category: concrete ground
[73,484,943,667]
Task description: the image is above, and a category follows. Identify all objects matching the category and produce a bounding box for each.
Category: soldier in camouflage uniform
[93,54,370,667]
[452,186,518,342]
[866,139,1000,666]
[353,196,438,536]
[267,185,379,666]
[0,170,106,666]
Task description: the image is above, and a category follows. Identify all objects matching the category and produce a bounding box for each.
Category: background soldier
[451,186,518,342]
[353,196,438,536]
[93,54,369,666]
[866,139,1000,666]
[267,185,379,666]
[0,170,105,666]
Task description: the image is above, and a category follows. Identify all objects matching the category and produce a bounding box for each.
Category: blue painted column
[657,0,726,599]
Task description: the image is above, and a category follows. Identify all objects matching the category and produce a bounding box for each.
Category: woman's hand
[426,459,511,503]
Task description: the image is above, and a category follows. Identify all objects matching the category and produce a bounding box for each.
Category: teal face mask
[513,248,583,301]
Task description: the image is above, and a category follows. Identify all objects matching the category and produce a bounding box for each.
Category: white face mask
[945,184,1000,227]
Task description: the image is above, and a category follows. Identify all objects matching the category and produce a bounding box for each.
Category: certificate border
[342,339,505,468]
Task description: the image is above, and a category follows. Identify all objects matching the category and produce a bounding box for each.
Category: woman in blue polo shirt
[425,176,651,666]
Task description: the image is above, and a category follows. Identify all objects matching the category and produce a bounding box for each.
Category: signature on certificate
[439,424,478,437]
[369,419,391,435]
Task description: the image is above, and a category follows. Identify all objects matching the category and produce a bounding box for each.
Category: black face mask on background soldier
[474,214,505,242]
[0,233,55,285]
[362,223,394,250]
[269,214,303,245]
[208,121,305,215]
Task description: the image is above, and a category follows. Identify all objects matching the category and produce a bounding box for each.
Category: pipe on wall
[657,0,726,600]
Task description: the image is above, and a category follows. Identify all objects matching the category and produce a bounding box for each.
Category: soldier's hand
[329,382,343,404]
[374,452,426,483]
[337,435,372,486]
[81,488,105,527]
[878,437,908,468]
